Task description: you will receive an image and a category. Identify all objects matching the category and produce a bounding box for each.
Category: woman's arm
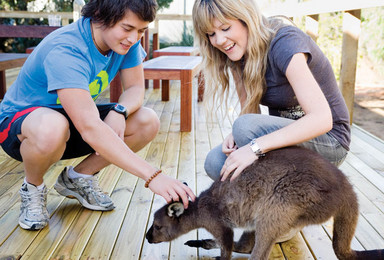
[220,53,332,181]
[256,52,332,152]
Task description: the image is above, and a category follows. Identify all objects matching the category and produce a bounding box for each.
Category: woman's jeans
[204,114,349,180]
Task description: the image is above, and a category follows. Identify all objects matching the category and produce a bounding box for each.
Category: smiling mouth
[224,43,235,51]
[121,43,131,49]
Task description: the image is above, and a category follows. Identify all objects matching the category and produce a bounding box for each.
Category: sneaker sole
[19,220,47,230]
[54,183,115,211]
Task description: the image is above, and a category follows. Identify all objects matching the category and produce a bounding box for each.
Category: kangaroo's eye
[154,225,162,230]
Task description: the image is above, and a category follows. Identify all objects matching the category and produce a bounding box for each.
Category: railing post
[339,9,361,124]
[305,14,319,42]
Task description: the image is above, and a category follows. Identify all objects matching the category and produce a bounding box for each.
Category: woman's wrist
[249,138,265,157]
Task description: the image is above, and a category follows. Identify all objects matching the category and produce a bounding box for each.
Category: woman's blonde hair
[193,0,286,114]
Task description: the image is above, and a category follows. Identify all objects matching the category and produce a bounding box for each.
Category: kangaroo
[146,146,384,260]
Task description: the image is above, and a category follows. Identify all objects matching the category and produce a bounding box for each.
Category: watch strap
[111,104,128,119]
[250,138,265,157]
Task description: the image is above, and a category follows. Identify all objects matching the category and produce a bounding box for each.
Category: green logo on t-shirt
[55,70,110,104]
[89,70,109,100]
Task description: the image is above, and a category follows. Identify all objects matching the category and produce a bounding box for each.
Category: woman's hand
[148,173,196,209]
[222,133,237,155]
[220,144,257,182]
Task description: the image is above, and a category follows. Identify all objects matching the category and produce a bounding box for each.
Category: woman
[192,0,350,182]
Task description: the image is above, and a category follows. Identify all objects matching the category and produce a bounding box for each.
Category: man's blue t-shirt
[0,17,146,124]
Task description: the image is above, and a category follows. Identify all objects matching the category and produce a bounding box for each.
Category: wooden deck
[1,74,384,259]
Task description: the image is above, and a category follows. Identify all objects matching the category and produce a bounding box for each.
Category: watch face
[114,104,126,113]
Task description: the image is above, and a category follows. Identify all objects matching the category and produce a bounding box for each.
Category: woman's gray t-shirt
[262,25,351,150]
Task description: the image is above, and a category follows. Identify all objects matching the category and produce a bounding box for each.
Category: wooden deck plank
[79,168,131,259]
[280,233,315,259]
[345,153,384,193]
[301,224,338,260]
[1,77,384,259]
[141,86,183,259]
[111,88,172,260]
[0,158,79,252]
[47,166,124,259]
[19,164,121,259]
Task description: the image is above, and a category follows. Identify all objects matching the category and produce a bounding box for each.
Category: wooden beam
[305,14,319,42]
[263,0,384,17]
[0,24,59,38]
[0,10,72,19]
[339,9,361,124]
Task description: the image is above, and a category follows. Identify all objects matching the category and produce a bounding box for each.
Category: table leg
[180,70,192,132]
[161,80,170,101]
[153,79,160,89]
[0,71,6,99]
[110,72,122,102]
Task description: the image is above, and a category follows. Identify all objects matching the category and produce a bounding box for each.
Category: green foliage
[53,0,73,12]
[0,0,47,53]
[157,0,173,11]
[158,24,194,50]
[361,7,384,75]
[317,12,343,80]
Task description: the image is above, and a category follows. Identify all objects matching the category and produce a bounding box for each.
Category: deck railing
[1,0,384,122]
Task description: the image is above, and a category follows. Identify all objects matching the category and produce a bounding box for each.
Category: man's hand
[149,173,196,209]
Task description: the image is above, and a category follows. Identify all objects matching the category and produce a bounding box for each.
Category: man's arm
[115,64,145,117]
[57,88,154,179]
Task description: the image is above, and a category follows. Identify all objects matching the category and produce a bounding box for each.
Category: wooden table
[0,53,29,98]
[143,55,202,132]
[152,46,204,101]
[153,46,199,58]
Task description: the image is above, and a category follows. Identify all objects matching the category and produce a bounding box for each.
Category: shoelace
[20,188,48,215]
[77,177,104,196]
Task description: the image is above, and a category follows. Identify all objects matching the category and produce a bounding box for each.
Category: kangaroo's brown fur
[146,146,384,260]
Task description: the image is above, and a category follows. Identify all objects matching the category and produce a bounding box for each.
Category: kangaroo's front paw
[185,239,218,250]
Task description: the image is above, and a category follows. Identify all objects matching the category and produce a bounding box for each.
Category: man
[0,0,195,230]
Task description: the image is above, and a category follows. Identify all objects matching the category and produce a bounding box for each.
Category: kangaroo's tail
[332,186,359,260]
[332,186,384,260]
[354,249,384,260]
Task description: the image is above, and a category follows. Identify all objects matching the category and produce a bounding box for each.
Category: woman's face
[207,18,248,61]
[100,10,149,55]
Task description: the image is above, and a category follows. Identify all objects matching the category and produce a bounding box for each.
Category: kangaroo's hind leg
[250,217,291,260]
[233,231,255,254]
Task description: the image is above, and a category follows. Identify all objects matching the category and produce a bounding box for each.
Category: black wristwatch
[111,104,128,119]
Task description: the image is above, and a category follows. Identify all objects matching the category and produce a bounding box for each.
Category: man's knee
[22,110,69,154]
[126,107,159,142]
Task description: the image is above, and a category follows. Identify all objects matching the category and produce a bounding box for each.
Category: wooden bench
[153,46,200,58]
[0,53,29,98]
[0,24,60,98]
[143,55,202,132]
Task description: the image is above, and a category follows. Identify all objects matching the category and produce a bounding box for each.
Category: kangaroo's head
[146,202,189,244]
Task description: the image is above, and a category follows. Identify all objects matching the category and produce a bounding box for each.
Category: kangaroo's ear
[167,202,185,218]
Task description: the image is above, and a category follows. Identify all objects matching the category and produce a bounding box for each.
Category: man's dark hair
[82,0,157,27]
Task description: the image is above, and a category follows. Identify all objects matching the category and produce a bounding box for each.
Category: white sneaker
[19,182,49,230]
[54,167,115,211]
